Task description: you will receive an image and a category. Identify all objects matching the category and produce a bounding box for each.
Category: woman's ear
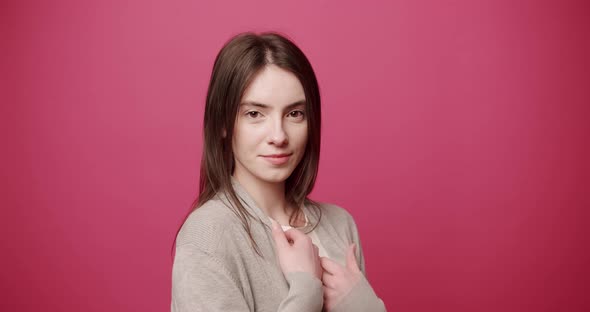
[222,128,227,138]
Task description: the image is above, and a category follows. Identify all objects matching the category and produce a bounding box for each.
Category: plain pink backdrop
[2,0,589,311]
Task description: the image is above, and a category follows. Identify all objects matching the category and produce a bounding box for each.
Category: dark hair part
[172,32,322,257]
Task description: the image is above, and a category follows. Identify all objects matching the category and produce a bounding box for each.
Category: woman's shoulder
[312,200,358,230]
[175,198,242,251]
[309,201,363,248]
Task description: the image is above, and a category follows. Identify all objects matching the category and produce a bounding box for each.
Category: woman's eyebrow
[240,100,306,110]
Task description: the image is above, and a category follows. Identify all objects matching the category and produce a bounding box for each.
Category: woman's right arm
[171,244,250,311]
[171,243,324,312]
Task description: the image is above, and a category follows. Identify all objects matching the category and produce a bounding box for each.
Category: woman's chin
[255,169,295,184]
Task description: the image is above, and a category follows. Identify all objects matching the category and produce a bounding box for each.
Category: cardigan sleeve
[171,244,251,311]
[172,244,323,312]
[279,271,324,311]
[329,216,387,312]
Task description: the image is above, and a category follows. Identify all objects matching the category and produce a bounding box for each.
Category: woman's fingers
[283,228,308,245]
[270,218,289,250]
[320,256,342,275]
[271,222,322,280]
[322,285,338,298]
[321,245,364,311]
[322,270,338,288]
[322,286,338,310]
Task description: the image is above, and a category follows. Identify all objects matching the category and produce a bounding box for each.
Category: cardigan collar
[228,177,318,234]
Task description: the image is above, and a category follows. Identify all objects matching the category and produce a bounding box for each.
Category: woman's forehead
[241,65,306,109]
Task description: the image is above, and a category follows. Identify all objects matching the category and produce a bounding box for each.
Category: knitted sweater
[171,179,386,311]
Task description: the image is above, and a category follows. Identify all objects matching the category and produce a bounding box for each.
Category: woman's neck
[232,173,298,225]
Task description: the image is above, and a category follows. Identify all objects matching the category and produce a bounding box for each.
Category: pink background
[3,0,589,311]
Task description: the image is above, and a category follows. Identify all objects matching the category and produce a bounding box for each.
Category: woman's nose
[268,118,288,146]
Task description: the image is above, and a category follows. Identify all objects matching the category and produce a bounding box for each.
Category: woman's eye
[246,111,261,118]
[288,110,305,118]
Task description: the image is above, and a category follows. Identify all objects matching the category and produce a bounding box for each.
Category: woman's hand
[270,218,323,281]
[320,243,362,311]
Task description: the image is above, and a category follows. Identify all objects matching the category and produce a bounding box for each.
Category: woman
[172,32,386,311]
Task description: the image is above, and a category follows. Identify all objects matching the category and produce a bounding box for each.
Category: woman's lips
[261,154,292,165]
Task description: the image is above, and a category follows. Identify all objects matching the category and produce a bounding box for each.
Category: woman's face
[232,64,308,185]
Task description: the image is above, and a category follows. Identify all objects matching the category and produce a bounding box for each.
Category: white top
[275,212,331,259]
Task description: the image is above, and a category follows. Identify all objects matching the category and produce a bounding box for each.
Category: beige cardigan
[171,179,386,311]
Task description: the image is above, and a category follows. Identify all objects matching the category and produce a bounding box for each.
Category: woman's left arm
[320,216,387,312]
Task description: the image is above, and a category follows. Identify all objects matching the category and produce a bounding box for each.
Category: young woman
[171,32,386,312]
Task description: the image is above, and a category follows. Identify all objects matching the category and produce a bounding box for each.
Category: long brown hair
[173,32,322,257]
